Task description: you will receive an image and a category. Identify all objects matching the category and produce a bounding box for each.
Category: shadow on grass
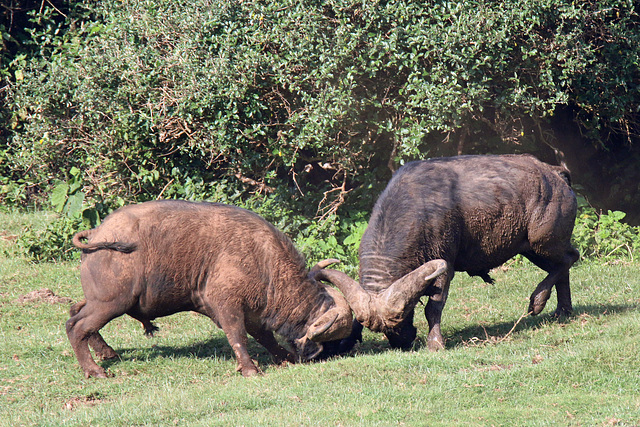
[444,302,638,350]
[98,302,638,372]
[99,334,284,372]
[328,301,639,358]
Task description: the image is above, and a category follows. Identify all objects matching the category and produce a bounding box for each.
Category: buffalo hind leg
[553,247,579,317]
[424,270,453,351]
[524,248,579,316]
[69,300,118,362]
[66,301,125,378]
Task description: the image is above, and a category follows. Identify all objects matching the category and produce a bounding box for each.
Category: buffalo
[317,154,579,351]
[67,200,352,378]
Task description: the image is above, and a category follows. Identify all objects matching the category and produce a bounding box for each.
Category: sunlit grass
[1,212,639,426]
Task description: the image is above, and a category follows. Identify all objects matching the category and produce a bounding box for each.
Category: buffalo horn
[314,269,372,325]
[380,259,448,318]
[306,312,339,341]
[308,258,341,279]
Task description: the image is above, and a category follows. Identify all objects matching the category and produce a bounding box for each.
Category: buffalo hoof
[94,348,118,360]
[275,353,296,365]
[236,362,261,377]
[552,306,573,318]
[84,367,108,379]
[528,289,551,316]
[240,367,261,377]
[426,336,445,352]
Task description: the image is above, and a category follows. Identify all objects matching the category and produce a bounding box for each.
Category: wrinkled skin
[320,154,579,352]
[67,200,352,378]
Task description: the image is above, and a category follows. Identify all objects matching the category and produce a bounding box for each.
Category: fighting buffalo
[67,200,352,378]
[317,154,579,351]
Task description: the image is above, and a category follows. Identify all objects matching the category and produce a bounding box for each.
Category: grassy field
[1,211,639,426]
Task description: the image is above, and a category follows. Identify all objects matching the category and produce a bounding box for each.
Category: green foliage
[3,0,640,212]
[1,1,93,198]
[293,212,368,276]
[573,206,640,260]
[3,0,640,262]
[17,167,101,262]
[18,214,84,262]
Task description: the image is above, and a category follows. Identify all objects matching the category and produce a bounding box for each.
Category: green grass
[1,211,639,426]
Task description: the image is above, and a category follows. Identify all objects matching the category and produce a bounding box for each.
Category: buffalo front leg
[384,314,417,350]
[424,271,452,351]
[336,319,363,354]
[87,334,118,361]
[247,324,295,365]
[216,310,261,377]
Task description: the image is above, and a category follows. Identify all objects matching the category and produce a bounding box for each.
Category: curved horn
[379,259,448,321]
[314,269,372,326]
[308,258,341,279]
[306,312,339,341]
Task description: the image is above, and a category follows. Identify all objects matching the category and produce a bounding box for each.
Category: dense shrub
[572,207,640,261]
[5,0,640,205]
[4,0,640,262]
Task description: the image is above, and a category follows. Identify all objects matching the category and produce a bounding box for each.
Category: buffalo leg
[70,301,118,360]
[127,311,159,337]
[424,270,453,351]
[246,324,295,365]
[87,334,118,360]
[336,319,363,354]
[384,315,417,350]
[553,271,573,317]
[553,248,579,317]
[214,308,261,377]
[66,301,125,378]
[524,248,578,316]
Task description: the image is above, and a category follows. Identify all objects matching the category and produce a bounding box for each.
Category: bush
[4,0,640,211]
[16,194,368,269]
[572,206,640,261]
[6,0,640,263]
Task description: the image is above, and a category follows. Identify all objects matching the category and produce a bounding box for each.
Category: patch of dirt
[0,232,18,242]
[63,394,104,411]
[15,288,72,305]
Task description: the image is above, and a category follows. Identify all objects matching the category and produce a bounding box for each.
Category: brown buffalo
[67,200,352,378]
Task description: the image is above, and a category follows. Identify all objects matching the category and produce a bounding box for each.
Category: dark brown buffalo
[317,154,579,351]
[67,200,352,378]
